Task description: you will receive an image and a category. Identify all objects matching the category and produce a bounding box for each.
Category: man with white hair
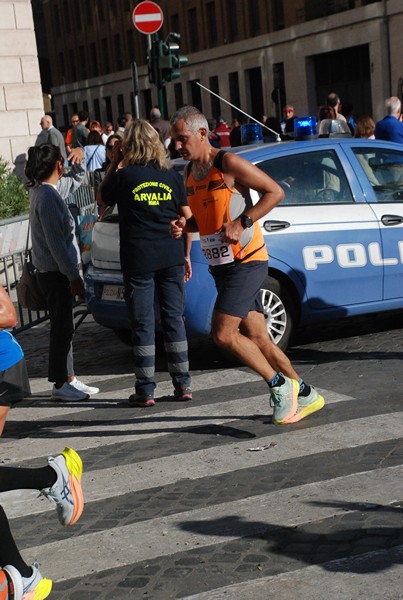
[149,106,170,144]
[35,114,67,160]
[375,96,403,143]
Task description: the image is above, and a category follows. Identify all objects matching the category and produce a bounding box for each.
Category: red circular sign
[132,1,164,35]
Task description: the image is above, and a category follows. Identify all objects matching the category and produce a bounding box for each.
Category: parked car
[84,137,403,349]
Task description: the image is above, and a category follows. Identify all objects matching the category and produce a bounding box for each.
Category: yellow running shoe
[286,386,325,423]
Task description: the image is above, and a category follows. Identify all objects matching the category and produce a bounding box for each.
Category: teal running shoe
[286,386,325,423]
[270,376,299,424]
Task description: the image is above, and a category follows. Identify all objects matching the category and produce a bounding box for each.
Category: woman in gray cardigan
[25,144,95,401]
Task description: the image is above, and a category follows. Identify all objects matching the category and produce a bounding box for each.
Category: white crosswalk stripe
[1,367,402,599]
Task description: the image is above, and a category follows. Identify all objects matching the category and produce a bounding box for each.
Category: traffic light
[158,33,188,84]
[147,37,161,86]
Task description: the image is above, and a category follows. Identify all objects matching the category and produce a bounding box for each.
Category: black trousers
[37,271,74,383]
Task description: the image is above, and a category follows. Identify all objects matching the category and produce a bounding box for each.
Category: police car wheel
[260,276,295,350]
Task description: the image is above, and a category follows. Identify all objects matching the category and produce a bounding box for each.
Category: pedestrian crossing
[1,366,403,599]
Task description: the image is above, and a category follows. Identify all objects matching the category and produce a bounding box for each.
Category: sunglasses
[106,145,114,150]
[72,120,79,123]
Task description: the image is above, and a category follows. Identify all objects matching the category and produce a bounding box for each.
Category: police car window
[352,147,403,203]
[258,150,354,205]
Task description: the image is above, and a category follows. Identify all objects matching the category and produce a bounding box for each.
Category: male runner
[169,106,324,424]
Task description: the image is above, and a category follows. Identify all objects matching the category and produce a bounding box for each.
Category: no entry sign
[132,1,164,35]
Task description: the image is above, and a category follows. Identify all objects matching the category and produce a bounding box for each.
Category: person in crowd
[263,116,282,142]
[71,110,89,148]
[0,447,84,600]
[374,96,403,143]
[89,120,103,135]
[341,101,356,134]
[98,119,192,407]
[101,121,114,144]
[115,115,127,133]
[0,285,30,437]
[25,143,96,402]
[35,115,67,162]
[230,115,246,147]
[318,106,337,122]
[207,118,221,148]
[280,105,295,134]
[326,92,347,122]
[65,114,79,154]
[354,115,375,139]
[214,116,231,147]
[169,106,325,424]
[84,130,106,172]
[149,107,171,145]
[93,133,122,205]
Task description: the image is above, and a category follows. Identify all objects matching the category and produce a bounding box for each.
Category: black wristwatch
[240,213,254,229]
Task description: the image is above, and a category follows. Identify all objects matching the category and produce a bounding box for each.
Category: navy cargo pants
[123,265,191,398]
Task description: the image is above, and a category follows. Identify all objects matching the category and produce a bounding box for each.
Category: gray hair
[170,106,209,134]
[385,96,401,116]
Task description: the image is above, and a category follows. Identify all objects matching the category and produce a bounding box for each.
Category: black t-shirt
[101,162,188,274]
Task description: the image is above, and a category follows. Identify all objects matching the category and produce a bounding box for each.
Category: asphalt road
[1,311,402,599]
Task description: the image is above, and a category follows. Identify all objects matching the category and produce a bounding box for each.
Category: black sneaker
[128,393,155,407]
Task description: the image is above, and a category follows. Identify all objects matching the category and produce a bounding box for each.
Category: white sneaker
[70,377,99,395]
[51,382,89,401]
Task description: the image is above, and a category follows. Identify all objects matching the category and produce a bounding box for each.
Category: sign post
[132,2,165,116]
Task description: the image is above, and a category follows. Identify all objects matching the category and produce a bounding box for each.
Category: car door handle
[263,220,290,232]
[381,214,403,226]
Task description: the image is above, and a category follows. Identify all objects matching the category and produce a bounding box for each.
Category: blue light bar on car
[294,116,318,140]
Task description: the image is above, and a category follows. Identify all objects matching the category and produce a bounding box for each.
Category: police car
[84,135,403,349]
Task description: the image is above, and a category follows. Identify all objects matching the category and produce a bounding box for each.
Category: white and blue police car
[84,125,403,349]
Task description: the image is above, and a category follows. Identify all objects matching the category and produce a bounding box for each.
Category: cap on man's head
[218,116,226,123]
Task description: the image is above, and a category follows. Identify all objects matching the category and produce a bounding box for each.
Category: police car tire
[261,275,296,350]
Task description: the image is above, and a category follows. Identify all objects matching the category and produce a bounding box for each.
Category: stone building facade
[0,0,44,169]
[41,0,403,130]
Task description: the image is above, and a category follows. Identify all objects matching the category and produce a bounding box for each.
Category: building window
[85,1,93,27]
[127,29,135,62]
[141,89,152,120]
[229,72,240,116]
[272,62,286,120]
[206,2,217,47]
[174,83,184,109]
[90,43,98,77]
[187,9,199,52]
[69,49,77,81]
[75,0,81,31]
[83,101,89,117]
[63,0,71,35]
[93,98,101,122]
[209,76,220,118]
[97,0,105,23]
[58,52,65,76]
[54,8,61,37]
[249,1,260,36]
[272,0,285,30]
[117,94,125,117]
[102,38,110,74]
[79,45,87,79]
[226,0,238,42]
[114,34,123,71]
[62,104,69,129]
[171,13,179,33]
[103,96,113,123]
[188,80,202,110]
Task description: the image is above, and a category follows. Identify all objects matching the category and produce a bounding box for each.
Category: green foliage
[0,156,29,219]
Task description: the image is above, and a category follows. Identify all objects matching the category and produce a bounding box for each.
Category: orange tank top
[186,152,268,264]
